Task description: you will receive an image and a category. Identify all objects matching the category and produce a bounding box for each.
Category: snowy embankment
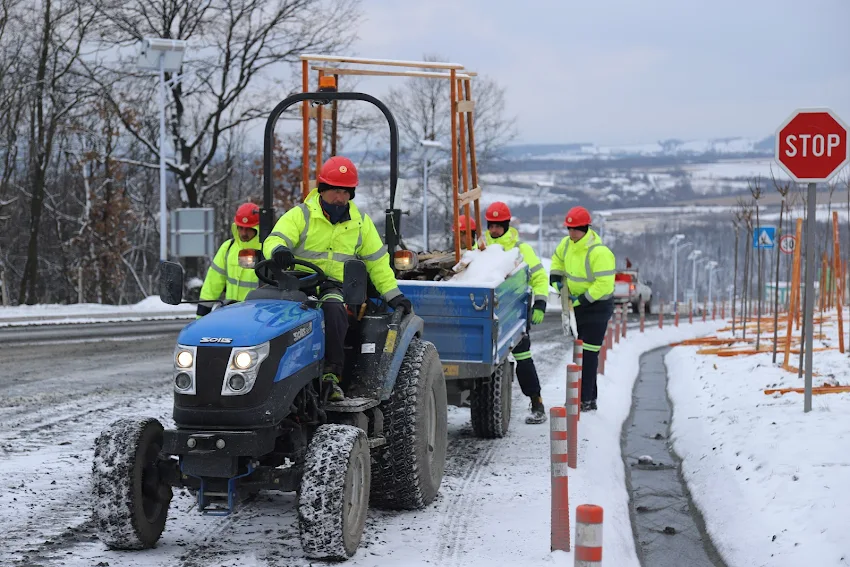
[666,309,850,567]
[0,296,194,327]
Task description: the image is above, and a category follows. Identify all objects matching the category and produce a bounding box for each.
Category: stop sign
[775,108,849,182]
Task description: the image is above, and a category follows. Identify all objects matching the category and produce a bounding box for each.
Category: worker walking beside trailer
[550,206,615,412]
[481,201,550,424]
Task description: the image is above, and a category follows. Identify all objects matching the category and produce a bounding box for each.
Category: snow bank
[450,245,521,285]
[0,296,195,326]
[666,310,850,567]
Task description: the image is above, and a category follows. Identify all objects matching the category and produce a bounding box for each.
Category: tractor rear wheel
[371,338,447,510]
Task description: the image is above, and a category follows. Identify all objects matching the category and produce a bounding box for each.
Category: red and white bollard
[598,343,606,375]
[575,504,603,566]
[621,305,627,338]
[550,406,570,552]
[572,340,583,422]
[639,298,645,333]
[566,364,580,469]
[614,307,621,344]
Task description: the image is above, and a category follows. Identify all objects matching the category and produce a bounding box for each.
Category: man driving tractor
[262,156,412,401]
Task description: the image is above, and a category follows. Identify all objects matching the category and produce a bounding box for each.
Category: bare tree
[375,54,517,248]
[736,198,754,339]
[771,172,792,362]
[748,177,764,349]
[18,0,101,304]
[92,0,360,209]
[731,211,741,336]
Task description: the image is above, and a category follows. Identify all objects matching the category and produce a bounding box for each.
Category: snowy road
[0,319,582,567]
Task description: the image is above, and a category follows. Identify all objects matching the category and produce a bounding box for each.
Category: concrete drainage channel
[622,346,727,567]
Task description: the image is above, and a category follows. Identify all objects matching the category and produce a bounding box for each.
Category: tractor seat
[246,286,309,303]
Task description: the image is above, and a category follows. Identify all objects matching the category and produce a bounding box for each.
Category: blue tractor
[90,91,448,560]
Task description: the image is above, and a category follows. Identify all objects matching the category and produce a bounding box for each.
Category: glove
[196,303,212,318]
[272,245,293,269]
[531,299,546,325]
[388,294,413,314]
[549,274,563,293]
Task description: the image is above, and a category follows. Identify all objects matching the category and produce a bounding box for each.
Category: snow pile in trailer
[450,245,522,285]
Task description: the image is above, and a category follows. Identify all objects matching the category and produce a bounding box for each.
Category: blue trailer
[398,263,531,438]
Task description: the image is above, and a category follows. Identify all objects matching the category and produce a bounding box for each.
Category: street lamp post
[419,139,443,251]
[137,38,187,263]
[687,249,702,302]
[534,181,553,254]
[669,234,685,305]
[706,261,718,307]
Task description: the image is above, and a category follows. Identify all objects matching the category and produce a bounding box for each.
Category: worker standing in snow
[197,202,262,318]
[549,206,615,412]
[480,201,550,424]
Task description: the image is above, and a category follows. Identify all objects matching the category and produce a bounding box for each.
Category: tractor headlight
[233,350,256,370]
[221,341,270,396]
[176,350,194,369]
[172,345,197,395]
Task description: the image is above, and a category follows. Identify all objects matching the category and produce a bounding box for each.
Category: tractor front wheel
[91,417,172,550]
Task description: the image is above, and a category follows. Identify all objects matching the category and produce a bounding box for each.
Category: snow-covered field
[666,308,850,567]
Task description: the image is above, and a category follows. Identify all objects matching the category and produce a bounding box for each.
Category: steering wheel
[255,257,325,290]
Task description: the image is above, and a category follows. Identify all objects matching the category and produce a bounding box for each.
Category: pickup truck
[613,270,652,314]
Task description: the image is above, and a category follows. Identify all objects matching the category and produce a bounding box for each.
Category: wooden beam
[310,66,472,80]
[457,186,482,207]
[301,53,464,70]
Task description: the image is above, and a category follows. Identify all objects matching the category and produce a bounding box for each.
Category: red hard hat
[318,156,358,188]
[455,214,477,232]
[485,201,511,222]
[564,206,591,227]
[234,202,260,227]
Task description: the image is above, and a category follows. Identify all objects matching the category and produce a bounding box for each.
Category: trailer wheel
[470,359,513,438]
[371,338,447,510]
[298,424,370,560]
[91,417,172,550]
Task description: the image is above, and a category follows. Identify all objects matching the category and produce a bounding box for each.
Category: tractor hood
[178,299,321,348]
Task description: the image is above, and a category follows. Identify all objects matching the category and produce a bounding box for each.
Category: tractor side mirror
[159,261,185,305]
[342,260,368,306]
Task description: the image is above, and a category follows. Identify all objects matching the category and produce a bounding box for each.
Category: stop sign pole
[775,108,850,413]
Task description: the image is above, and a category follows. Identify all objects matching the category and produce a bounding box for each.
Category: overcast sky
[352,0,850,146]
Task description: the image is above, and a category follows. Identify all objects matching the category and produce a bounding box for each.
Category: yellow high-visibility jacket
[550,229,615,305]
[199,223,261,306]
[262,189,401,301]
[480,227,549,303]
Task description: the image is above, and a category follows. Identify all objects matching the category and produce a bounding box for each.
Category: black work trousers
[513,334,541,398]
[574,299,614,402]
[320,286,348,377]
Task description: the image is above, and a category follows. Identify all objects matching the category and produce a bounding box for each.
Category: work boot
[590,399,598,411]
[525,396,547,424]
[322,373,345,402]
[580,400,594,412]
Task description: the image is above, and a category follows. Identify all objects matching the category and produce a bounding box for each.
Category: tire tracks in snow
[433,335,566,566]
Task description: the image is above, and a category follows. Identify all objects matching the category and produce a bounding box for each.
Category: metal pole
[692,257,697,295]
[158,53,168,263]
[803,182,817,413]
[708,268,713,307]
[422,157,429,251]
[673,239,678,306]
[538,201,544,255]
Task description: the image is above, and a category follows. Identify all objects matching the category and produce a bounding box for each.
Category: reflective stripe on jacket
[550,229,615,303]
[481,227,549,302]
[199,223,261,304]
[262,189,401,301]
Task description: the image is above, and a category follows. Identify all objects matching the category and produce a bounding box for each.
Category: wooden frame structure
[298,53,483,262]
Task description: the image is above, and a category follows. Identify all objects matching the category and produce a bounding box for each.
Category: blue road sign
[753,226,776,249]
